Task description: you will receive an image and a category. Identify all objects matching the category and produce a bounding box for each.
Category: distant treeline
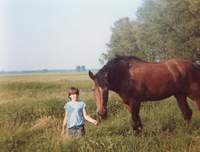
[75,65,86,72]
[100,0,200,63]
[0,68,99,75]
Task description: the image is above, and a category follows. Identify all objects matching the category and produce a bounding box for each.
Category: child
[61,87,98,138]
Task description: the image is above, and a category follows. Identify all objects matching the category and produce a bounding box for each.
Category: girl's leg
[76,126,85,137]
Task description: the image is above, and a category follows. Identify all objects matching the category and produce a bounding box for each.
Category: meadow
[0,72,200,152]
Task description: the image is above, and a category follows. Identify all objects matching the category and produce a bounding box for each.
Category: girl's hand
[93,120,98,126]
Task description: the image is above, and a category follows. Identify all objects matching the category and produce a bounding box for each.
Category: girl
[61,87,98,138]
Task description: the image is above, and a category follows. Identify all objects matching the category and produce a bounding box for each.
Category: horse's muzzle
[97,110,107,119]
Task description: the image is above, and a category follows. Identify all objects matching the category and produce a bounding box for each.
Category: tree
[75,65,86,72]
[100,17,142,63]
[101,0,200,62]
[136,0,200,60]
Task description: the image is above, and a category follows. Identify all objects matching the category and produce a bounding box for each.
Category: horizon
[0,67,99,72]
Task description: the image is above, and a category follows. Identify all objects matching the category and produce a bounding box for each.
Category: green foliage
[102,18,140,60]
[102,0,200,62]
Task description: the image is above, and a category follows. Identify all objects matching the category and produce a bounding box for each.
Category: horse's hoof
[133,129,142,136]
[138,126,143,131]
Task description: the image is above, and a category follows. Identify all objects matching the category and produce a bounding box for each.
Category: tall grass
[0,72,200,152]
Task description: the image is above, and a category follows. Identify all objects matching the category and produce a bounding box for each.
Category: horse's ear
[88,70,95,80]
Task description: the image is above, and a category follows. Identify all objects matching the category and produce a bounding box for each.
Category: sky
[0,0,142,71]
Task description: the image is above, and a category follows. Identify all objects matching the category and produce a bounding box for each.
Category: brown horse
[89,56,200,134]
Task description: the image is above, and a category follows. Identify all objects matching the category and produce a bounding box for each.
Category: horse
[88,56,200,134]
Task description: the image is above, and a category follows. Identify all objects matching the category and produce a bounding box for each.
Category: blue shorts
[67,125,85,138]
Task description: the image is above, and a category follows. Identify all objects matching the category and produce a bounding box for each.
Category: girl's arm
[83,107,98,125]
[61,112,67,134]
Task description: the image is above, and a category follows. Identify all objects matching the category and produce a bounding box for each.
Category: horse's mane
[101,55,144,69]
[112,55,145,62]
[96,56,144,78]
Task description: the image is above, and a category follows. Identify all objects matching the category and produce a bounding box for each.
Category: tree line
[100,0,200,63]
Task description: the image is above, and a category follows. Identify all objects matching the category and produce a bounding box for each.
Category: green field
[0,72,200,152]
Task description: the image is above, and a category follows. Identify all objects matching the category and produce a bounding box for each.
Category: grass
[0,72,200,152]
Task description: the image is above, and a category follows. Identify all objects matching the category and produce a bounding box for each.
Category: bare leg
[130,101,142,135]
[175,95,192,121]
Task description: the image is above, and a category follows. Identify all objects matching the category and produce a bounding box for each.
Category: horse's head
[89,70,109,119]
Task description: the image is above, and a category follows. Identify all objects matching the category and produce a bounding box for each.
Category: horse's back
[128,58,200,101]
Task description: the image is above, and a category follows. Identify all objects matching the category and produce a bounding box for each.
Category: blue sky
[0,0,142,71]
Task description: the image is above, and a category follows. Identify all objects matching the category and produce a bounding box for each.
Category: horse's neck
[107,66,129,93]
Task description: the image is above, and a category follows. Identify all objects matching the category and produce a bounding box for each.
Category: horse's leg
[130,100,142,135]
[189,96,200,111]
[187,82,200,111]
[195,99,200,111]
[123,102,131,112]
[175,95,192,121]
